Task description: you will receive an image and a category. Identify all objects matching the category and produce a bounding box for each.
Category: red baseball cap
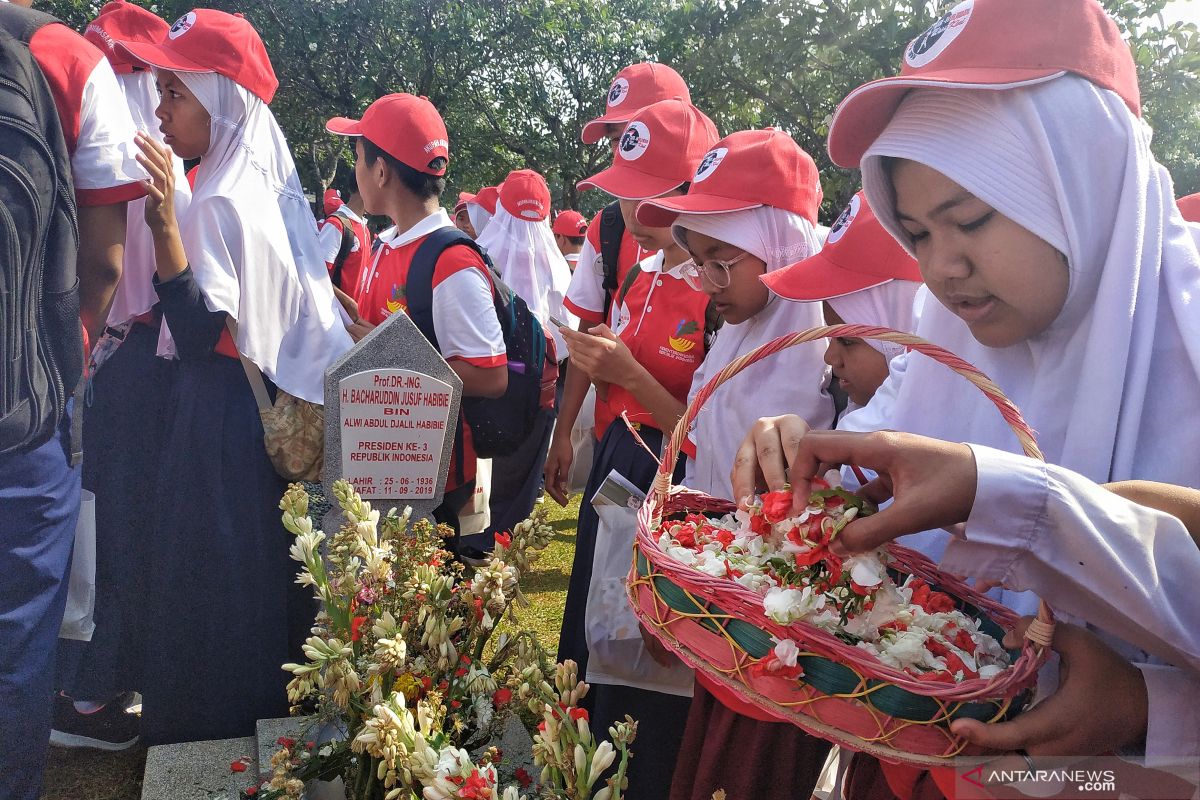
[470,185,501,215]
[762,191,923,301]
[827,0,1139,169]
[85,1,168,74]
[582,62,692,145]
[1178,193,1200,223]
[323,188,344,216]
[327,93,449,176]
[578,99,719,201]
[116,9,279,104]
[454,191,475,214]
[552,210,588,237]
[636,128,823,227]
[499,170,551,221]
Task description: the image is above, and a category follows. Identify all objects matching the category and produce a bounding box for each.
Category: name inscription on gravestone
[338,368,454,501]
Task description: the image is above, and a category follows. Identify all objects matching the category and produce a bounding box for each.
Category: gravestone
[324,311,463,530]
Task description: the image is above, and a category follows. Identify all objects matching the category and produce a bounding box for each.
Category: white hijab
[466,204,493,238]
[476,203,576,358]
[847,76,1200,492]
[170,72,352,403]
[106,69,191,328]
[678,206,835,500]
[827,280,923,364]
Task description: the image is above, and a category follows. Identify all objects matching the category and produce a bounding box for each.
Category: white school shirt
[948,444,1200,763]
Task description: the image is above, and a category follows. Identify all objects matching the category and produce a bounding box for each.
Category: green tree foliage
[39,0,1200,221]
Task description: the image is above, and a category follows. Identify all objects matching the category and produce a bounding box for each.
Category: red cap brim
[326,117,364,137]
[635,194,763,228]
[762,253,893,302]
[117,40,211,74]
[581,114,633,145]
[827,68,1064,169]
[577,163,686,202]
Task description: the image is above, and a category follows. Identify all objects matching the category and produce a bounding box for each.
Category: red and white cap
[762,191,922,301]
[323,188,343,216]
[454,191,475,214]
[116,9,279,103]
[636,128,823,227]
[581,62,692,145]
[577,98,718,201]
[827,0,1139,169]
[499,170,551,221]
[85,0,168,74]
[551,210,588,237]
[471,185,501,214]
[327,93,449,176]
[1178,193,1200,224]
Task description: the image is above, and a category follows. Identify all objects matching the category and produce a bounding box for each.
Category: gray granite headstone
[324,311,463,531]
[140,736,256,800]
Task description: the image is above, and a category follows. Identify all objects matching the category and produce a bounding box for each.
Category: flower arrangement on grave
[243,480,636,800]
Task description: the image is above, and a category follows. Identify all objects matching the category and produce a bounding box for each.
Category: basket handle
[649,323,1055,646]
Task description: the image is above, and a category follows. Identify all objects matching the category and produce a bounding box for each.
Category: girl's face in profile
[154,69,210,160]
[890,159,1069,348]
[822,304,890,407]
[683,229,770,325]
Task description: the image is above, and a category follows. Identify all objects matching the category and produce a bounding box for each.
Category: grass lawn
[39,495,581,800]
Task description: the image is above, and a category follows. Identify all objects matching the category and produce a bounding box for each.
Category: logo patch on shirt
[904,0,972,68]
[668,319,699,353]
[619,122,651,161]
[385,283,406,315]
[608,78,631,108]
[825,193,861,245]
[169,11,197,39]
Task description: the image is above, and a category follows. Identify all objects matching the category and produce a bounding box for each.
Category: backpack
[326,215,356,290]
[405,227,549,461]
[0,5,82,457]
[597,200,624,325]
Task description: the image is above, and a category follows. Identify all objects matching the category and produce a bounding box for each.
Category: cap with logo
[85,0,169,74]
[470,185,501,215]
[577,98,719,201]
[581,62,692,145]
[499,170,551,222]
[116,9,279,103]
[762,191,922,302]
[827,0,1140,169]
[327,93,450,176]
[551,210,588,237]
[636,128,823,227]
[323,188,344,216]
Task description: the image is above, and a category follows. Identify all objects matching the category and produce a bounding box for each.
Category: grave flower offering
[242,481,635,800]
[652,474,1011,683]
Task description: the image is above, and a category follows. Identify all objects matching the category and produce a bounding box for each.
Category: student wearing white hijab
[634,128,834,800]
[117,9,352,745]
[472,170,575,537]
[465,184,499,238]
[734,0,1200,780]
[52,1,192,749]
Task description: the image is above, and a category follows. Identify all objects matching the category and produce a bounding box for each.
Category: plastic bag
[59,489,96,642]
[458,458,492,536]
[584,471,693,696]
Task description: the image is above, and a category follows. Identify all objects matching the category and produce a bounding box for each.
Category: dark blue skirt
[139,354,311,744]
[58,322,174,701]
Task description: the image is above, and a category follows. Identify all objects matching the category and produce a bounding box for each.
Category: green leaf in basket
[812,487,878,518]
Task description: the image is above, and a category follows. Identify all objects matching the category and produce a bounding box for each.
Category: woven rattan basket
[627,325,1055,766]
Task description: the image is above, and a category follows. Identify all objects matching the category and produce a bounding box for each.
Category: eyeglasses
[680,251,751,291]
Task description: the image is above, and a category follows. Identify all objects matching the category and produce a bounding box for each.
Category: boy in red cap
[0,0,145,791]
[317,179,372,292]
[327,93,508,554]
[555,97,720,800]
[551,209,588,270]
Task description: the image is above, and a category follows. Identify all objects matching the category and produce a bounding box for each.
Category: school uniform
[0,8,143,795]
[116,15,355,743]
[355,209,508,525]
[563,214,646,441]
[318,203,372,292]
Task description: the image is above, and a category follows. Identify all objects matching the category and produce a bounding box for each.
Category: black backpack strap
[328,216,355,289]
[598,200,624,324]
